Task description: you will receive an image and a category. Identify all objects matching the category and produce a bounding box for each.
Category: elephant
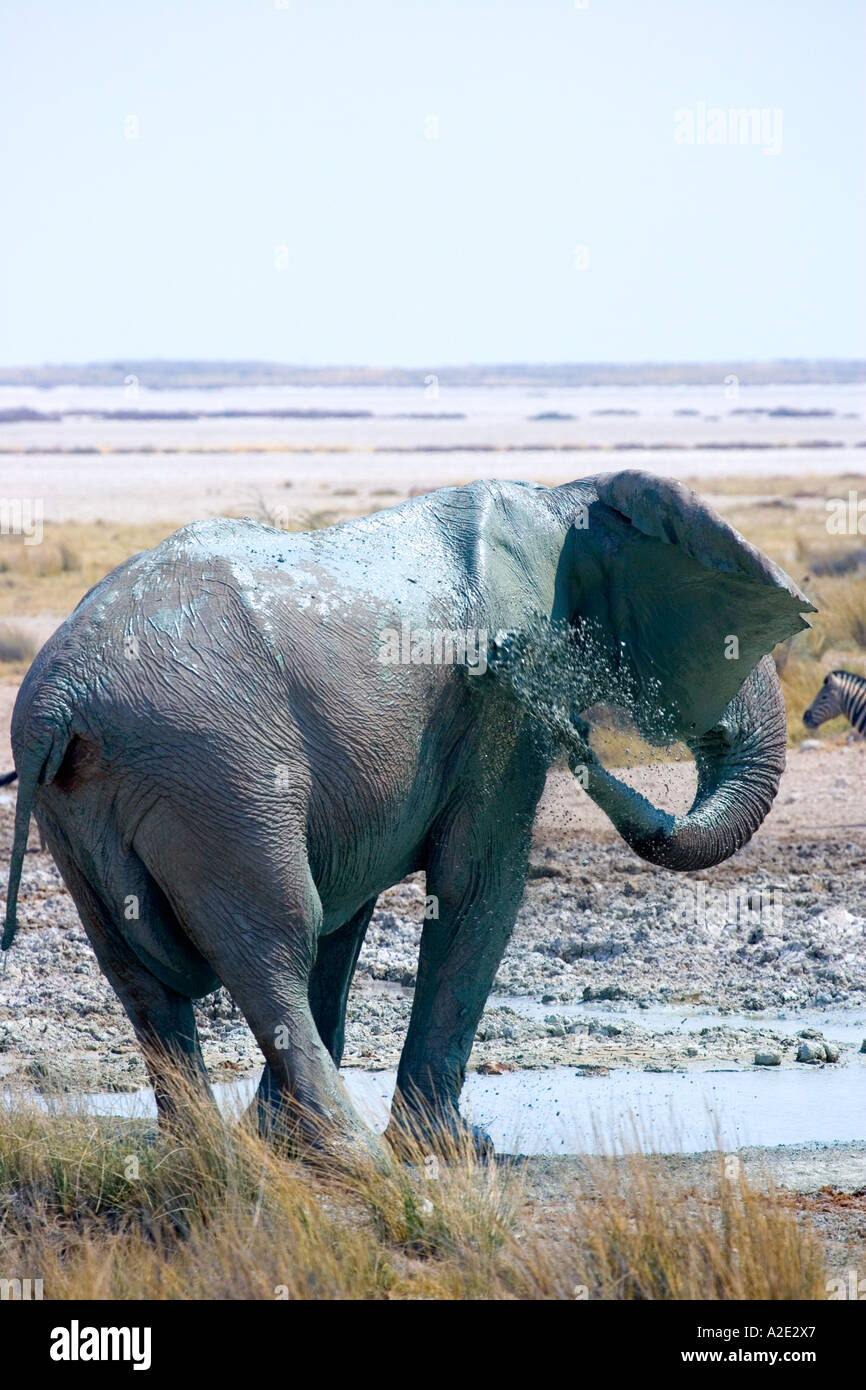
[2,470,813,1163]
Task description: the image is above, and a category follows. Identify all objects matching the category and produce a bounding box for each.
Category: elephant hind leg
[159,854,386,1165]
[34,807,214,1121]
[251,899,376,1153]
[308,898,376,1065]
[125,789,386,1165]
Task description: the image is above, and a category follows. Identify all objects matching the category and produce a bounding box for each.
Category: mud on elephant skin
[2,470,814,1163]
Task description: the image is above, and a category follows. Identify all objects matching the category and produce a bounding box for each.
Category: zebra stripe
[842,673,866,735]
[804,670,866,735]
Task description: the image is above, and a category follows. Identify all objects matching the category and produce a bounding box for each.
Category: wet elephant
[3,471,813,1161]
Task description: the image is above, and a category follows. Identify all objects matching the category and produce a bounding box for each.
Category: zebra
[803,670,866,737]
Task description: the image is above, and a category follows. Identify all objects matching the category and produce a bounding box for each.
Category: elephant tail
[2,723,70,952]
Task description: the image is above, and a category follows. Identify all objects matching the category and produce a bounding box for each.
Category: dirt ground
[518,1148,866,1283]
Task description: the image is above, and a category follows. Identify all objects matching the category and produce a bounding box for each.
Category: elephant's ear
[568,470,815,739]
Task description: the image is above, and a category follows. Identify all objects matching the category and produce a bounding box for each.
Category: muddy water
[20,1056,865,1156]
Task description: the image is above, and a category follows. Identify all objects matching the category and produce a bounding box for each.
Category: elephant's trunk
[579,656,786,871]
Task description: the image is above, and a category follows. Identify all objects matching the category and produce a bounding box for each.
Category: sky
[0,0,863,366]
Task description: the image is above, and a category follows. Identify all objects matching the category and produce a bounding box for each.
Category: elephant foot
[384,1109,495,1164]
[461,1121,496,1162]
[244,1088,392,1175]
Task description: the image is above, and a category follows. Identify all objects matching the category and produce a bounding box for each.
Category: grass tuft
[0,622,36,666]
[0,1069,828,1300]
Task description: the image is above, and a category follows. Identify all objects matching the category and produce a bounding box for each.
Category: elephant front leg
[389,836,530,1159]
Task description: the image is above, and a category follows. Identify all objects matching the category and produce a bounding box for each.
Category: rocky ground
[1,742,864,1094]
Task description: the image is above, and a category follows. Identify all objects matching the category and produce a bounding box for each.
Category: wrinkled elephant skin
[2,472,814,1161]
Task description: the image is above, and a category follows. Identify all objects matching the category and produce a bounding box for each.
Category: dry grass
[0,509,345,633]
[796,576,866,655]
[0,521,179,620]
[0,622,36,670]
[245,496,348,534]
[713,483,866,744]
[0,1073,827,1301]
[773,574,866,743]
